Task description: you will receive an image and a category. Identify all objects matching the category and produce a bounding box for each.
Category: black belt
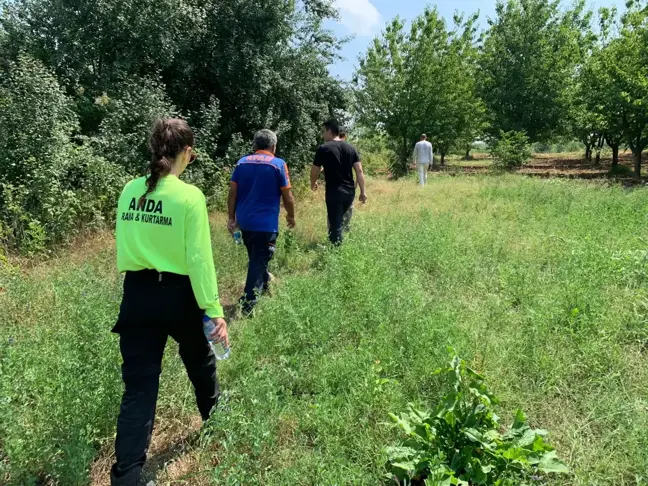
[125,269,190,284]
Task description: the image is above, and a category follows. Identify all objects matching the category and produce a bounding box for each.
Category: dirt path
[89,415,213,486]
[442,152,647,184]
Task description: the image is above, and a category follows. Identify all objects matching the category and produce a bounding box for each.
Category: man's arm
[278,161,296,228]
[281,188,296,228]
[353,162,367,203]
[227,182,237,232]
[310,165,322,191]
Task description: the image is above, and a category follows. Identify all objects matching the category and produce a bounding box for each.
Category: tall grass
[1,175,648,485]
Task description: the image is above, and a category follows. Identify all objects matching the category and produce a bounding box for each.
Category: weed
[385,353,568,485]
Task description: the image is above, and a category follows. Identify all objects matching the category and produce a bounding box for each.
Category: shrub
[0,55,128,252]
[385,354,569,485]
[355,134,393,176]
[609,164,633,177]
[0,55,77,181]
[92,77,179,174]
[194,96,223,162]
[490,131,532,170]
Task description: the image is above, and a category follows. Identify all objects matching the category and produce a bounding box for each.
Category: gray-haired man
[227,129,296,313]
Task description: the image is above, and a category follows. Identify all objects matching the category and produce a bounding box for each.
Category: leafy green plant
[0,55,130,252]
[490,131,533,171]
[385,354,569,485]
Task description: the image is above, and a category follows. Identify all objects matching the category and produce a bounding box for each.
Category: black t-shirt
[313,141,360,195]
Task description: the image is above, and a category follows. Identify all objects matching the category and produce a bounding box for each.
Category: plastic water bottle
[232,230,243,245]
[202,315,230,360]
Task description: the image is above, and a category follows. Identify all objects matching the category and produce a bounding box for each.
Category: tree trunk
[595,135,604,165]
[401,137,409,176]
[440,152,446,166]
[611,145,619,166]
[634,149,642,178]
[585,144,592,162]
[464,145,471,160]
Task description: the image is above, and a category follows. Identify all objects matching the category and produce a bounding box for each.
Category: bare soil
[442,152,648,185]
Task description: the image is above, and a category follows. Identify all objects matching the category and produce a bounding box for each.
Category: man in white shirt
[413,134,433,186]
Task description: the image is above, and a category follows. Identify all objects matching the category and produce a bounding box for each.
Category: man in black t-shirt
[311,119,367,245]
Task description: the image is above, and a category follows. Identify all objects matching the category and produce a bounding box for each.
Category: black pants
[110,270,219,486]
[326,191,355,245]
[240,230,278,312]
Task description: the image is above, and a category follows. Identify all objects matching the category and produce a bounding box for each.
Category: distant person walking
[414,134,433,186]
[311,119,367,245]
[112,118,228,486]
[228,129,296,314]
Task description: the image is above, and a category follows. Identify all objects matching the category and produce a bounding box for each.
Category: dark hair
[323,119,341,137]
[141,118,194,206]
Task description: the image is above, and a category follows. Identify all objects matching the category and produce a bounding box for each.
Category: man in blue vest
[228,129,296,314]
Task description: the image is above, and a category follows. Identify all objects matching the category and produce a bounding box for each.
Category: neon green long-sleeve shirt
[116,175,224,318]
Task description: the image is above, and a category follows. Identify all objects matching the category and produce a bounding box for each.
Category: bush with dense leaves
[91,77,179,174]
[0,0,348,252]
[0,56,129,253]
[490,131,533,171]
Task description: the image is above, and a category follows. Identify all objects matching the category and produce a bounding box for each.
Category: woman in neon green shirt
[111,118,228,486]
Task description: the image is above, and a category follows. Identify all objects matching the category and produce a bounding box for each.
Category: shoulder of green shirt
[123,176,145,192]
[170,179,206,213]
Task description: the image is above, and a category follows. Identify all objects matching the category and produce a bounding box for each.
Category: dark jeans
[110,270,219,486]
[326,191,355,245]
[240,230,278,312]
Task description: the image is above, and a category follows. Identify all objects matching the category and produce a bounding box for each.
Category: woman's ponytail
[140,118,195,207]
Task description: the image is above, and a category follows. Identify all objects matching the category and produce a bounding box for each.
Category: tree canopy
[354,8,485,173]
[479,0,593,143]
[354,0,648,178]
[0,0,348,250]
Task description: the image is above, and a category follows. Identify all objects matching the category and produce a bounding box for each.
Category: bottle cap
[202,315,212,323]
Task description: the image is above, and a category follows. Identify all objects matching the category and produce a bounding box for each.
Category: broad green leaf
[511,409,527,430]
[537,450,570,474]
[390,413,413,435]
[518,429,538,448]
[463,428,485,443]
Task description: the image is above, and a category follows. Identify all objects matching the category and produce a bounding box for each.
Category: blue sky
[328,0,627,80]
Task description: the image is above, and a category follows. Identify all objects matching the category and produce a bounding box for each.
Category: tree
[0,0,347,172]
[479,0,593,143]
[354,8,485,174]
[0,55,126,251]
[572,7,625,166]
[420,12,486,166]
[0,0,348,252]
[354,18,414,175]
[165,0,346,169]
[605,1,648,176]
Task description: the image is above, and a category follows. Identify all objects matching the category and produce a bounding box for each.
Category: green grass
[2,175,648,485]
